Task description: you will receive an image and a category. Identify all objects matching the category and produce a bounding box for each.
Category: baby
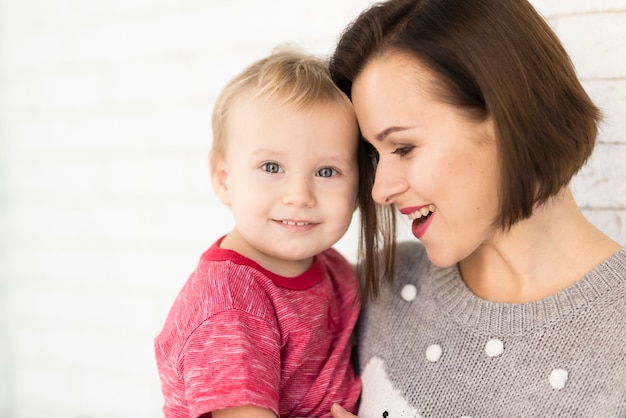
[154,46,362,418]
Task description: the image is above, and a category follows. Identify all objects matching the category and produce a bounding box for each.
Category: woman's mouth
[406,204,435,222]
[402,205,435,239]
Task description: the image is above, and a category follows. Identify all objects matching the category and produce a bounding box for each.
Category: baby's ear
[210,157,231,206]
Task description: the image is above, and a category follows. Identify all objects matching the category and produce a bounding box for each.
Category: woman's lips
[400,205,435,239]
[400,204,435,219]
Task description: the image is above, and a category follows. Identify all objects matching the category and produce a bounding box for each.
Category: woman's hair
[330,0,602,300]
[210,45,355,174]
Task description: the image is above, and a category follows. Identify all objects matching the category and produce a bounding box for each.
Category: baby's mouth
[281,220,310,226]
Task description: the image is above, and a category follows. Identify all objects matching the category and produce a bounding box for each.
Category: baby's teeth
[420,207,430,216]
[283,220,307,226]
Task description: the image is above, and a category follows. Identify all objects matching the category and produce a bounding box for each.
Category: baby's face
[212,95,359,276]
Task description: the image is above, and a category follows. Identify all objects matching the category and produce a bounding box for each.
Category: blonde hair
[210,45,353,174]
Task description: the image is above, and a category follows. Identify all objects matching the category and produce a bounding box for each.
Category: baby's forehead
[225,93,358,157]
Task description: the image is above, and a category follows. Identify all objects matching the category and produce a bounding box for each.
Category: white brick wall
[0,1,624,417]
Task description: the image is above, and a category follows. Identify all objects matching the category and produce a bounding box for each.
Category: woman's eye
[392,145,414,157]
[262,162,282,173]
[316,167,337,178]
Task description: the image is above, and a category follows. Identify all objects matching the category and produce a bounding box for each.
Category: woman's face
[351,52,501,267]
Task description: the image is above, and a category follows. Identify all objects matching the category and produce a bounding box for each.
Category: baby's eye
[392,145,414,157]
[316,167,337,178]
[262,162,282,173]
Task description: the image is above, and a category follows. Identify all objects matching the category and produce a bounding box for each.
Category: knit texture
[357,241,626,417]
[155,238,361,418]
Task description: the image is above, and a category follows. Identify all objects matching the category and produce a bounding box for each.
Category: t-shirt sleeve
[179,308,282,417]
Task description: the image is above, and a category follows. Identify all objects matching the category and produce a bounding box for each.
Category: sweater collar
[432,248,626,336]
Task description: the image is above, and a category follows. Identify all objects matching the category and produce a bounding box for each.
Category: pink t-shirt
[155,238,361,418]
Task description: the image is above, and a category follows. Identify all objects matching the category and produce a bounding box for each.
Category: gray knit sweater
[357,241,626,417]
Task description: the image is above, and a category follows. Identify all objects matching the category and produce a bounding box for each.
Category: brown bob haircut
[330,0,602,300]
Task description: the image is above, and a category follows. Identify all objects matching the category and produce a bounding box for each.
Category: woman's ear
[210,156,231,206]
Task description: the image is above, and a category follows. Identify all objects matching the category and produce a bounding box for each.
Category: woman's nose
[371,158,406,205]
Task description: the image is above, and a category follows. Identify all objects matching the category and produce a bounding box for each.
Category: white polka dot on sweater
[425,344,443,362]
[485,338,504,357]
[401,284,417,301]
[549,368,569,390]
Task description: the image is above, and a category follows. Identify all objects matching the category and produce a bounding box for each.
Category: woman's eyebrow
[375,126,412,142]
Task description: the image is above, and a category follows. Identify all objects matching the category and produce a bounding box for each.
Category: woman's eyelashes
[391,145,415,157]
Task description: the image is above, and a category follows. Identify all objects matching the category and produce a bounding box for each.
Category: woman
[329,0,626,417]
